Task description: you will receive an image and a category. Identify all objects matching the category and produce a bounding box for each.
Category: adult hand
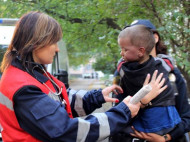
[102,84,123,103]
[141,70,168,104]
[123,96,141,118]
[130,126,168,142]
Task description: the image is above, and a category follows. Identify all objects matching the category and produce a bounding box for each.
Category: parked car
[82,73,92,79]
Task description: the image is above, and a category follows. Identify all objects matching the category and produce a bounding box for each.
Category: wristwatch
[140,101,152,107]
[163,134,169,141]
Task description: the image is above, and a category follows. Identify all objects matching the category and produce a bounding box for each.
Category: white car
[82,73,92,79]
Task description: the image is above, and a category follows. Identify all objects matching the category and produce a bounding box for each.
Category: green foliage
[0,0,189,90]
[92,56,115,74]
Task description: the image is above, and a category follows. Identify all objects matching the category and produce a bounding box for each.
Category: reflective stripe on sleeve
[92,113,110,141]
[76,118,90,142]
[68,89,77,103]
[0,92,13,111]
[74,90,87,116]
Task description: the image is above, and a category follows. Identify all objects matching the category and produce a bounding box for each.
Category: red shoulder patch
[117,61,125,72]
[163,59,174,71]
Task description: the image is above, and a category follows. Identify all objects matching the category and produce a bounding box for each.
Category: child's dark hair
[118,25,155,54]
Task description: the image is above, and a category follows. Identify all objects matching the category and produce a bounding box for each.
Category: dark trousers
[171,135,188,142]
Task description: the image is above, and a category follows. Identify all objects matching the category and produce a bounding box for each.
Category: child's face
[118,38,140,62]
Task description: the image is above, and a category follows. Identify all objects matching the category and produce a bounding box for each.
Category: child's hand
[102,84,123,103]
[141,70,167,105]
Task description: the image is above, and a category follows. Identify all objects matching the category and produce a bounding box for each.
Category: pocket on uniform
[31,96,60,120]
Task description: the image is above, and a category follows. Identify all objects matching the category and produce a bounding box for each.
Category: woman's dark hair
[152,29,168,55]
[0,11,62,72]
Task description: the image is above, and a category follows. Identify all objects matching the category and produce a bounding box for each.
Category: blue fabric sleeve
[106,102,132,135]
[13,85,132,142]
[82,89,105,114]
[169,68,190,140]
[69,89,105,117]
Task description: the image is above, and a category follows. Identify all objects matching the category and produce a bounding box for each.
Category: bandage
[129,84,152,104]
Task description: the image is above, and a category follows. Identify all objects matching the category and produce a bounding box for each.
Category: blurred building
[69,58,104,79]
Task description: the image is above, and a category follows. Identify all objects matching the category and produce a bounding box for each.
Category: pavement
[69,78,106,90]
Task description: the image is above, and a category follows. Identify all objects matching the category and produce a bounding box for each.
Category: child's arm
[140,70,167,106]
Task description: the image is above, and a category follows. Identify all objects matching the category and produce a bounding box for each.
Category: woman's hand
[141,70,168,104]
[123,96,141,118]
[130,126,169,142]
[102,84,123,103]
[102,85,141,118]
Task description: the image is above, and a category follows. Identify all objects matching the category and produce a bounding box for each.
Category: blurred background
[0,0,189,94]
[0,1,189,141]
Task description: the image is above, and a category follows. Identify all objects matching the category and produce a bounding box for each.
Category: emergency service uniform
[0,58,132,142]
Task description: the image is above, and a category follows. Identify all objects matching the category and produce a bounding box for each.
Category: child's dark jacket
[118,55,175,107]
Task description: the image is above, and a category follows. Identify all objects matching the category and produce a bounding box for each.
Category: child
[117,25,181,135]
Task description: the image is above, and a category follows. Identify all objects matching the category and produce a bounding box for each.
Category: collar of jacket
[122,55,153,70]
[11,57,49,84]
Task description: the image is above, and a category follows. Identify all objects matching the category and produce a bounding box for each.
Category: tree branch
[45,9,121,30]
[98,18,121,30]
[150,1,163,26]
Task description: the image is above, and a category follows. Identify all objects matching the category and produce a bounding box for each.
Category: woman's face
[33,43,59,64]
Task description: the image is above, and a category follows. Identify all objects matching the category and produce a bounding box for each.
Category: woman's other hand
[102,84,123,103]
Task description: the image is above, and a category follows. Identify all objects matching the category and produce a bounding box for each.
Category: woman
[0,12,165,142]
